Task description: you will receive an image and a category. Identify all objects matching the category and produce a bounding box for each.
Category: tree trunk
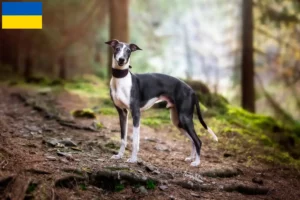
[241,0,255,112]
[108,0,129,78]
[24,56,33,81]
[59,56,67,79]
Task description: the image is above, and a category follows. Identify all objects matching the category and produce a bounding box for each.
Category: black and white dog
[105,39,218,167]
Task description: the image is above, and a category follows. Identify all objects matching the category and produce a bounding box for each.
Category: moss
[257,151,300,168]
[93,121,104,129]
[142,118,165,127]
[224,105,283,132]
[259,135,274,147]
[141,109,170,127]
[105,141,119,150]
[99,107,117,115]
[72,109,96,119]
[64,75,109,98]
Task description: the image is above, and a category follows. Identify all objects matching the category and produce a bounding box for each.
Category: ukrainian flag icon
[2,2,42,29]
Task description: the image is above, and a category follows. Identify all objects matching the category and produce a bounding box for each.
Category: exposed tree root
[90,169,159,191]
[172,180,215,192]
[0,175,14,193]
[14,92,99,132]
[223,184,270,195]
[4,176,31,200]
[55,175,86,189]
[200,168,241,178]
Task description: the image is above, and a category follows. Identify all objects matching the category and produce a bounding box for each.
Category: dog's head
[105,39,142,67]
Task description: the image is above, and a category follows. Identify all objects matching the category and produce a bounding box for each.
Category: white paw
[126,157,137,163]
[190,160,200,167]
[184,156,194,162]
[111,154,123,160]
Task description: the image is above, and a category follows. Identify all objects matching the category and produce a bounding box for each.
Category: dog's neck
[111,57,131,78]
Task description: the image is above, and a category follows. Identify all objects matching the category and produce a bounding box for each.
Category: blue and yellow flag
[2,2,42,29]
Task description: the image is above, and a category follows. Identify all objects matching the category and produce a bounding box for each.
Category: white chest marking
[110,74,132,109]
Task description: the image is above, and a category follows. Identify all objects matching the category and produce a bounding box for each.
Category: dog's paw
[126,157,137,163]
[184,156,194,162]
[190,160,200,167]
[111,154,122,160]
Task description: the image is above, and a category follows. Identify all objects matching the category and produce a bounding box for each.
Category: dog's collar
[112,68,129,78]
[112,65,132,78]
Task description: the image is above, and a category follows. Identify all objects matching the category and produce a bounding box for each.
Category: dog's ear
[129,43,142,52]
[105,39,119,48]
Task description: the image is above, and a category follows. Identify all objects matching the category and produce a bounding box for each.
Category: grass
[146,180,156,190]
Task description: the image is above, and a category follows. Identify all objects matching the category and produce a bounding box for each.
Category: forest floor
[0,80,300,200]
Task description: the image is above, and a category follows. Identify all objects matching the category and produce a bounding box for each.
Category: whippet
[105,39,218,167]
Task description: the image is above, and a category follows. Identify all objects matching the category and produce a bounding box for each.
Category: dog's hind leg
[111,107,128,159]
[183,134,196,162]
[170,108,196,162]
[179,115,202,167]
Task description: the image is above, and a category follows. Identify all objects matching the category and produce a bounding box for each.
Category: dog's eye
[126,49,131,53]
[116,48,120,51]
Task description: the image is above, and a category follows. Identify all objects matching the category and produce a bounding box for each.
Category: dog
[105,39,218,167]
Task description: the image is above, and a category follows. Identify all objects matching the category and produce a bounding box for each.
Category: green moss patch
[72,109,96,119]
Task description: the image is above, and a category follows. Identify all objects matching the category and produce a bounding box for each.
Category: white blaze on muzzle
[116,44,127,63]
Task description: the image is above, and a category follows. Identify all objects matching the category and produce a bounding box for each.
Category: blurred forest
[1,1,300,199]
[1,0,299,122]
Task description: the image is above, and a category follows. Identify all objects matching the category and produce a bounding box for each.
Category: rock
[191,192,200,198]
[91,121,104,130]
[153,170,160,175]
[59,139,77,147]
[138,186,148,195]
[184,173,203,183]
[159,185,168,191]
[159,172,174,180]
[71,147,82,151]
[25,125,41,132]
[60,158,69,163]
[57,151,73,160]
[252,177,263,185]
[155,144,169,152]
[46,156,57,161]
[144,137,158,143]
[145,164,156,172]
[43,138,59,147]
[169,195,175,200]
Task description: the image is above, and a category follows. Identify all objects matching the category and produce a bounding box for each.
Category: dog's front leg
[127,107,140,163]
[111,107,128,159]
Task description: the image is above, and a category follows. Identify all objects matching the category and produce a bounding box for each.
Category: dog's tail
[194,94,218,142]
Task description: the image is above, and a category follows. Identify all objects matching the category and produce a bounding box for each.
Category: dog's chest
[110,76,132,109]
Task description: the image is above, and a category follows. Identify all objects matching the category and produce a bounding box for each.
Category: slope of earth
[0,81,299,200]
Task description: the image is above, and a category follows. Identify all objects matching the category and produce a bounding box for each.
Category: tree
[108,0,129,77]
[241,0,255,112]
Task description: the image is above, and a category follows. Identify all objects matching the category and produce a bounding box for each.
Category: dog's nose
[119,58,125,63]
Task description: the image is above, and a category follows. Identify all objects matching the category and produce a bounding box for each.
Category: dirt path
[0,86,299,200]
